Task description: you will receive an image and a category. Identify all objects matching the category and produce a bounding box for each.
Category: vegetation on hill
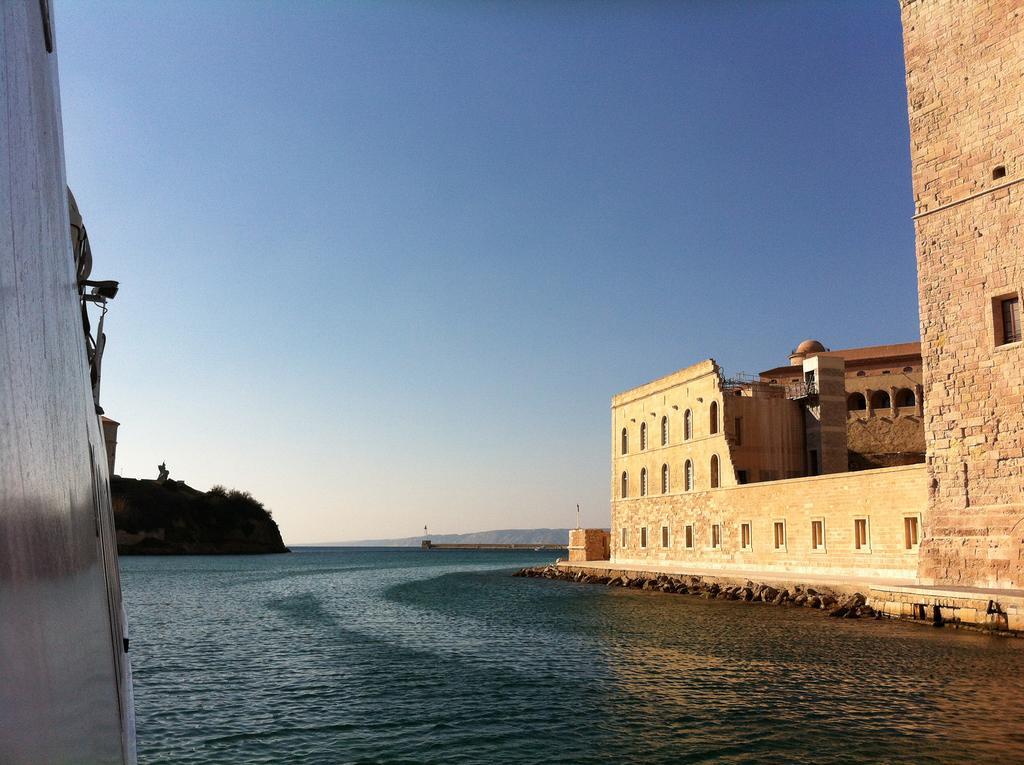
[111,477,288,555]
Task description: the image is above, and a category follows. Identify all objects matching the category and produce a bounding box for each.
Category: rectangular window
[741,522,751,550]
[811,519,825,551]
[809,450,819,476]
[711,524,721,549]
[734,417,743,446]
[773,520,786,550]
[1001,296,1021,345]
[904,516,920,550]
[736,470,748,484]
[854,517,870,550]
[684,524,694,549]
[640,527,648,549]
[661,525,670,548]
[621,527,628,548]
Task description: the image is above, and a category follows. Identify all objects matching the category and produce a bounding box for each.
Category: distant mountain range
[329,528,578,547]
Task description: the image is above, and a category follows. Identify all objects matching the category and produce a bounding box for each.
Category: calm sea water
[121,548,1024,764]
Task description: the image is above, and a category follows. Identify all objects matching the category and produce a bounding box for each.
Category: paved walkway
[881,581,1024,600]
[557,559,1024,601]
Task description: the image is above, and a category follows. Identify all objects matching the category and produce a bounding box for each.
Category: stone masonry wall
[612,360,741,499]
[723,391,805,482]
[611,464,927,579]
[847,413,925,469]
[568,528,610,562]
[902,0,1024,588]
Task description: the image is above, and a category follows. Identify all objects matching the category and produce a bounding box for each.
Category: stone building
[603,340,927,580]
[572,0,1024,593]
[760,341,926,471]
[611,340,924,501]
[903,0,1024,589]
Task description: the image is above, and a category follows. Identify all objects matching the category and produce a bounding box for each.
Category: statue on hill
[157,462,169,483]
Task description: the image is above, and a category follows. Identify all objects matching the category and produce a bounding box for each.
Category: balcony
[785,380,818,400]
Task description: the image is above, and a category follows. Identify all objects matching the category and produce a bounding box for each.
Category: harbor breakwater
[421,541,566,551]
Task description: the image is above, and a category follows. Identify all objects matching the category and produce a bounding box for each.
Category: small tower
[800,354,847,476]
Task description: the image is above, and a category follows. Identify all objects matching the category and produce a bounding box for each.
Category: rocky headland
[514,565,874,619]
[112,477,289,555]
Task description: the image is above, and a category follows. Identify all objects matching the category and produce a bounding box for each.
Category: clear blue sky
[57,1,916,543]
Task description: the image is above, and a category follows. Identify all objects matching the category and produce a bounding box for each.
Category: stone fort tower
[901,0,1024,588]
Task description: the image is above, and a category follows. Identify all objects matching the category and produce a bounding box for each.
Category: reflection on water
[594,591,1024,763]
[121,548,1024,764]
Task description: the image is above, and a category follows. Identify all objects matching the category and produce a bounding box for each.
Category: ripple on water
[120,549,1024,764]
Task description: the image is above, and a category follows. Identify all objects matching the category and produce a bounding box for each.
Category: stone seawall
[869,584,1024,634]
[516,564,1024,636]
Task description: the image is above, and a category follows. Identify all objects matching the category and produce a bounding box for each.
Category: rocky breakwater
[513,565,877,619]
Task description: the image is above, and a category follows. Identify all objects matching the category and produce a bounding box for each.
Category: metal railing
[70,198,118,415]
[722,372,787,398]
[785,380,818,400]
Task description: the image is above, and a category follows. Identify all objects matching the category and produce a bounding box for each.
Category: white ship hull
[0,2,136,762]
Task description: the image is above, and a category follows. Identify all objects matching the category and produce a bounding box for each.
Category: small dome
[795,339,826,354]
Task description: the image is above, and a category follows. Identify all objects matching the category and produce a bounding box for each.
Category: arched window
[620,471,628,498]
[640,422,647,450]
[847,392,867,411]
[870,390,891,410]
[895,388,916,407]
[684,459,694,491]
[661,416,669,446]
[621,428,628,455]
[709,401,719,434]
[710,454,720,488]
[640,467,648,496]
[661,463,669,493]
[684,409,692,440]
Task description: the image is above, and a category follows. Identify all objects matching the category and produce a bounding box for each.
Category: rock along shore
[513,564,874,619]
